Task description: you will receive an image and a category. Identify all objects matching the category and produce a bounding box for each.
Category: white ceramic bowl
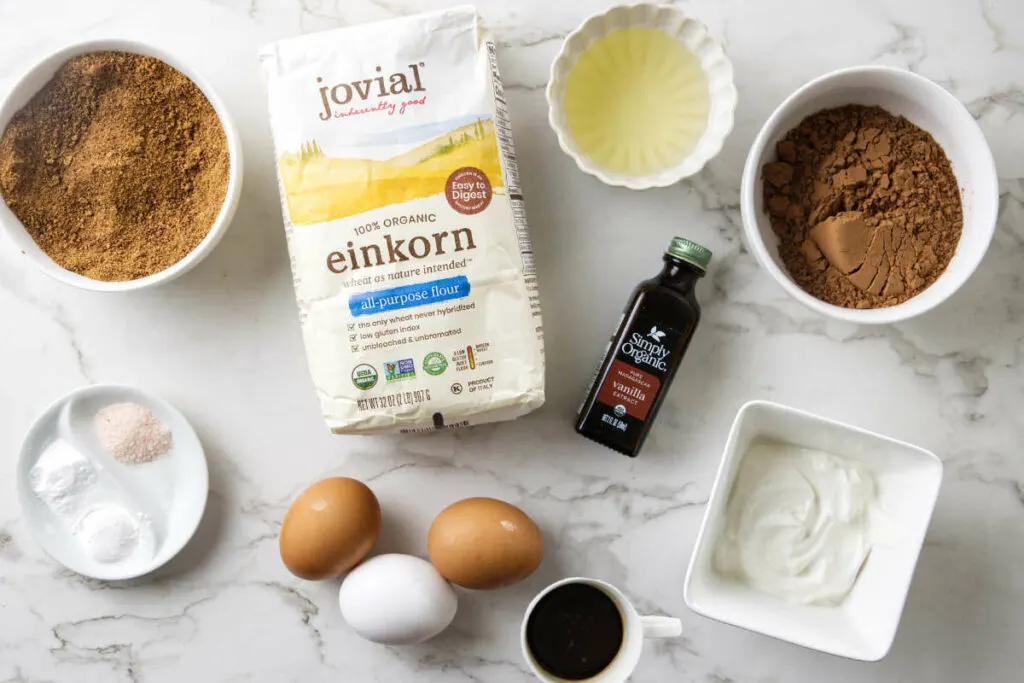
[0,39,243,292]
[17,385,209,581]
[684,400,943,661]
[547,3,736,189]
[740,66,998,324]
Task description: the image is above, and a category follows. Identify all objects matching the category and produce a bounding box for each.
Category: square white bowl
[683,400,943,661]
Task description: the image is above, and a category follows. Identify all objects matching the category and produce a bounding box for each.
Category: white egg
[339,553,457,644]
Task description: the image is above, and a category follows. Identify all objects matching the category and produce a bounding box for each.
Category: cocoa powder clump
[0,52,230,281]
[762,105,962,309]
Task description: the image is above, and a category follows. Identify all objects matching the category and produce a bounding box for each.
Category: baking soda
[75,504,141,564]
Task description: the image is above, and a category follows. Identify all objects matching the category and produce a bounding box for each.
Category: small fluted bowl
[547,3,737,190]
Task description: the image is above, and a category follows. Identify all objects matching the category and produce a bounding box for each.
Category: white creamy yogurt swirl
[714,442,881,605]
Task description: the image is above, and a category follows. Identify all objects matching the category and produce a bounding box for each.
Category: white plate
[17,385,208,580]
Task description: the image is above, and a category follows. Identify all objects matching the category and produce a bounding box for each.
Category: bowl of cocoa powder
[740,66,998,324]
[0,40,242,291]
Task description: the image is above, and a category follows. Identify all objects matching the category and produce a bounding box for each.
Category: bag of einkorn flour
[260,6,544,434]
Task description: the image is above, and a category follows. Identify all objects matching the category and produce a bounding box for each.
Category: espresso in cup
[525,582,624,679]
[521,577,682,683]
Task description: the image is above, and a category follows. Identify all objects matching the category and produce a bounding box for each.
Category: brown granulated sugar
[762,105,962,309]
[0,51,229,281]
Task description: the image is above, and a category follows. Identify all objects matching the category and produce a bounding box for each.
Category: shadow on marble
[877,541,974,677]
[140,422,235,582]
[124,146,292,311]
[147,488,228,581]
[372,500,426,558]
[185,157,291,287]
[874,500,1021,677]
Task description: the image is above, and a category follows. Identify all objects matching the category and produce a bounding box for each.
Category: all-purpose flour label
[260,6,544,433]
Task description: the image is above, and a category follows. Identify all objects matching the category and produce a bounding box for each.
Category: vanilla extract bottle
[575,237,711,457]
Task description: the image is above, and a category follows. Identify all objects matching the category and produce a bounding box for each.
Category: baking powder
[29,440,97,514]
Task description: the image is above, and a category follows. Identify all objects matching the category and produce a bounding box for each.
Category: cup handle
[640,616,683,639]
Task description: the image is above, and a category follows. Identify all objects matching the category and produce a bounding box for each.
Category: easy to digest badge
[423,352,448,376]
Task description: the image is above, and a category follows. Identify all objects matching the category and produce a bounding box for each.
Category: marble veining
[1,0,1023,681]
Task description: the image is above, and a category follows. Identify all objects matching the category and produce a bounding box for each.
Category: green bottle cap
[666,237,712,272]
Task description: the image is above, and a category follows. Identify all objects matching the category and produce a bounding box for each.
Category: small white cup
[521,577,682,682]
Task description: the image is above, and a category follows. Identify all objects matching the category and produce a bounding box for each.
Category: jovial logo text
[318,63,426,120]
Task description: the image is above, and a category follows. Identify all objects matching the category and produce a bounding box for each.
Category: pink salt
[94,402,172,465]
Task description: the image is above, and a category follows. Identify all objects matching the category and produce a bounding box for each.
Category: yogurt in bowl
[684,400,942,661]
[713,440,884,607]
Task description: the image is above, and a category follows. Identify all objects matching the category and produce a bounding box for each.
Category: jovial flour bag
[260,6,544,434]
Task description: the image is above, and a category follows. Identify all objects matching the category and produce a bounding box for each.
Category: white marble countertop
[2,0,1023,681]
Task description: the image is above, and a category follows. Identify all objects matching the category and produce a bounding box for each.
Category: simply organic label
[596,360,660,421]
[620,327,671,371]
[591,317,680,436]
[261,7,544,434]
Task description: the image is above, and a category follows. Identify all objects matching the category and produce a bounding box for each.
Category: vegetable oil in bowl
[563,27,709,178]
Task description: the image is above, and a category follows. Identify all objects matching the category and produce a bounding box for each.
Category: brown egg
[280,477,381,580]
[427,497,543,589]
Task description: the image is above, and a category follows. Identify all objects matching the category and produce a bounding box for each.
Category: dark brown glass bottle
[575,237,711,457]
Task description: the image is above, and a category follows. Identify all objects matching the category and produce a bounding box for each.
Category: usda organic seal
[423,352,448,376]
[351,363,378,390]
